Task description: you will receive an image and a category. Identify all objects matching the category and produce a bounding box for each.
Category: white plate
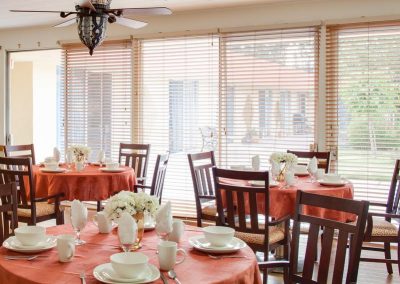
[3,236,57,253]
[40,168,67,173]
[99,168,125,173]
[93,263,160,284]
[189,235,246,254]
[249,180,279,187]
[144,222,156,231]
[318,179,346,187]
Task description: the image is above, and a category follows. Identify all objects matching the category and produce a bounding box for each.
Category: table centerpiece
[67,145,91,171]
[104,191,159,250]
[269,152,298,182]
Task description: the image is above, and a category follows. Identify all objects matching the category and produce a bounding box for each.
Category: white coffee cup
[57,234,75,262]
[14,226,46,246]
[158,241,186,271]
[105,162,119,170]
[111,252,148,279]
[203,226,234,247]
[94,211,113,234]
[169,219,185,243]
[44,162,58,170]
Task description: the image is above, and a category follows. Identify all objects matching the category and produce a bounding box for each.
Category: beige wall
[0,0,400,144]
[10,61,33,145]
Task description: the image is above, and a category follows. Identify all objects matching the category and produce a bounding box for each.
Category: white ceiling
[0,0,303,30]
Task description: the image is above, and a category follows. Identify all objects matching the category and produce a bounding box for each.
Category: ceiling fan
[10,0,172,55]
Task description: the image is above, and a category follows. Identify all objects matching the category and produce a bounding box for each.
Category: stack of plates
[40,168,67,173]
[93,263,160,284]
[99,168,125,173]
[3,236,57,253]
[318,179,346,187]
[188,235,246,254]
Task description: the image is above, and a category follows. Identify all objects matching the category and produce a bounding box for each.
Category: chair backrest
[118,143,150,183]
[290,191,369,284]
[150,153,169,203]
[212,167,270,241]
[0,157,34,208]
[4,144,36,165]
[387,159,400,215]
[287,150,331,173]
[188,151,216,204]
[0,183,18,243]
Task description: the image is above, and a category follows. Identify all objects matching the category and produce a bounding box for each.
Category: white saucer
[40,168,67,173]
[144,222,156,231]
[250,180,279,187]
[93,263,160,284]
[318,179,346,187]
[3,236,57,253]
[99,168,125,173]
[189,235,246,254]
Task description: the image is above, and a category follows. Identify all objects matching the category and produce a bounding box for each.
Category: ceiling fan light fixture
[77,14,108,55]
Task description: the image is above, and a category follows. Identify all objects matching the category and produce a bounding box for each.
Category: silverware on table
[4,255,48,261]
[80,271,86,284]
[207,254,248,260]
[168,269,181,284]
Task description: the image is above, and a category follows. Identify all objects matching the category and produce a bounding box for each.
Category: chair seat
[370,217,398,237]
[234,226,285,245]
[201,201,217,216]
[17,202,60,218]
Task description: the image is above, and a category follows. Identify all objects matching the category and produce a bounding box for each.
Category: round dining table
[0,223,262,284]
[32,165,137,202]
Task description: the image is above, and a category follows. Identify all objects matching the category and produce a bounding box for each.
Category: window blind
[61,41,133,161]
[139,35,219,217]
[326,22,400,204]
[219,27,320,168]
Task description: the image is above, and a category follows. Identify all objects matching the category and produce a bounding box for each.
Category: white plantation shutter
[61,41,132,161]
[326,22,400,204]
[139,35,219,217]
[219,27,320,168]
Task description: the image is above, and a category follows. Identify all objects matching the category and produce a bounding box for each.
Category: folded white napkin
[118,212,137,244]
[307,157,318,174]
[53,147,61,163]
[71,200,88,230]
[155,201,173,234]
[284,171,296,186]
[66,150,74,163]
[97,150,105,163]
[252,155,260,171]
[271,160,280,177]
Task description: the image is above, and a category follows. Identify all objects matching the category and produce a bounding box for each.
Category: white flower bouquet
[68,145,91,162]
[104,191,160,221]
[269,152,298,169]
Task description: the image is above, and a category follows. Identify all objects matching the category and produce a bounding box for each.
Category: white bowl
[203,226,235,247]
[44,162,58,170]
[110,252,148,279]
[105,162,119,170]
[323,173,341,183]
[14,226,46,246]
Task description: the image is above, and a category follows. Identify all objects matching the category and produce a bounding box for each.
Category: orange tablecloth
[33,165,136,202]
[222,176,355,222]
[0,223,262,284]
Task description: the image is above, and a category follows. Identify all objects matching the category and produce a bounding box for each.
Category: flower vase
[276,163,286,182]
[75,161,84,172]
[131,212,145,250]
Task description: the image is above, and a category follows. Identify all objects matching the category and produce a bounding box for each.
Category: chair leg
[197,217,202,227]
[384,242,393,274]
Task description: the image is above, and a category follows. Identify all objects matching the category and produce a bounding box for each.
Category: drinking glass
[307,167,318,183]
[71,216,87,245]
[118,232,135,253]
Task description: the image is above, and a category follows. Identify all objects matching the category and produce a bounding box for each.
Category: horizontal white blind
[326,22,400,204]
[140,36,219,217]
[219,27,319,168]
[61,41,132,161]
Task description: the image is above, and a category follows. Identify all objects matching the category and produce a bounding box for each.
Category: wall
[0,0,400,144]
[10,61,33,145]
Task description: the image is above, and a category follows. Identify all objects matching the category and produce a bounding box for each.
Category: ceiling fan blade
[10,10,75,13]
[54,18,77,28]
[115,17,148,29]
[111,7,172,16]
[76,0,96,12]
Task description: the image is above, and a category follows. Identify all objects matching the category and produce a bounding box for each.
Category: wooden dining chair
[4,144,36,165]
[258,191,369,284]
[212,167,291,283]
[134,153,169,204]
[119,143,150,185]
[0,183,18,243]
[287,150,331,173]
[0,145,5,157]
[188,151,217,227]
[357,159,400,276]
[0,157,64,225]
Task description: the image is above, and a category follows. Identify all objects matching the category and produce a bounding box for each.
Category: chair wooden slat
[4,144,36,165]
[332,230,350,283]
[317,227,335,283]
[0,183,18,243]
[302,223,320,280]
[287,150,331,173]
